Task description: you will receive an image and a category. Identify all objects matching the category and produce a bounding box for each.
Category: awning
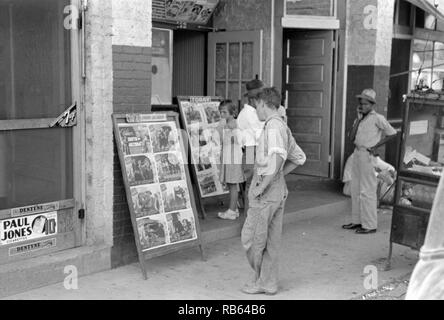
[406,0,444,21]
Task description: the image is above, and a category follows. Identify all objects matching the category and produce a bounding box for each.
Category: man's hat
[244,79,265,98]
[356,88,377,104]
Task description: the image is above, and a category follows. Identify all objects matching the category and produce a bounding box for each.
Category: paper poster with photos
[113,112,204,279]
[165,0,219,25]
[177,96,229,199]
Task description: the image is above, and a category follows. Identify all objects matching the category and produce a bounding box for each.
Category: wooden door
[283,30,334,177]
[208,30,262,105]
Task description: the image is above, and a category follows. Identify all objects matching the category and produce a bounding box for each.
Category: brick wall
[111,45,152,268]
[344,0,394,163]
[109,0,152,268]
[113,46,152,113]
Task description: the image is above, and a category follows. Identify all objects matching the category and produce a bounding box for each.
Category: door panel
[284,30,334,177]
[0,0,80,264]
[208,30,262,105]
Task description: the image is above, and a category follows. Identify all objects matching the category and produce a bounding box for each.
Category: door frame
[0,0,85,248]
[71,0,86,246]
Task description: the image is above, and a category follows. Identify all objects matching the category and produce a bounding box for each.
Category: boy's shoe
[241,284,278,296]
[218,209,239,220]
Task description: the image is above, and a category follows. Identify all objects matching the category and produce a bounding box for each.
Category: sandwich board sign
[113,112,205,279]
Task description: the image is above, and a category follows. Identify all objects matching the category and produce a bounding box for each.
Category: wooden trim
[0,199,75,220]
[414,27,444,42]
[0,118,58,131]
[282,16,340,30]
[394,24,414,38]
[71,0,84,247]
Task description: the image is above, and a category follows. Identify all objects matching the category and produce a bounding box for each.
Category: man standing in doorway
[343,89,397,234]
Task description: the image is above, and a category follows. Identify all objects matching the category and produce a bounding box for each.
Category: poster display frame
[112,112,205,279]
[177,96,230,217]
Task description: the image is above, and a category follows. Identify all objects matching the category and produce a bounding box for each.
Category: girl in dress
[217,100,245,220]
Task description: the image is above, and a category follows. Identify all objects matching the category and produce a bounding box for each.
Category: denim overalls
[241,115,289,293]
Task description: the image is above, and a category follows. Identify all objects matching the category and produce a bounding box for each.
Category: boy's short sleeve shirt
[256,116,288,176]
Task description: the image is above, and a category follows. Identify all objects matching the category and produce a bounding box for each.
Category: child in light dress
[217,100,245,220]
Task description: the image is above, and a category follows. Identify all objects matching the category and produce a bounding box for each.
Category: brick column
[344,0,395,160]
[111,0,153,267]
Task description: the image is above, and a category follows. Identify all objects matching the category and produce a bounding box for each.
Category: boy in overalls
[241,87,306,295]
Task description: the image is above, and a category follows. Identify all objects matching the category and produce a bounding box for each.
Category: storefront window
[397,180,437,210]
[401,103,444,177]
[0,0,72,120]
[411,39,444,91]
[0,0,73,210]
[0,129,73,210]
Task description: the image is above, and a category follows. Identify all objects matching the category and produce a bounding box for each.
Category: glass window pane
[432,42,444,91]
[242,42,254,80]
[228,43,240,80]
[228,81,240,101]
[0,0,71,120]
[398,180,437,210]
[411,40,434,90]
[402,104,444,176]
[151,28,172,105]
[215,81,226,98]
[0,128,73,210]
[215,43,227,79]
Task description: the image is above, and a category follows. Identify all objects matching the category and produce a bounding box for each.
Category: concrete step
[0,245,111,298]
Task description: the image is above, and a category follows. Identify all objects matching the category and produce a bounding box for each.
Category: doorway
[283,29,335,177]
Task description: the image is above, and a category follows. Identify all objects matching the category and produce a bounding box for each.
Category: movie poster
[178,97,228,198]
[165,0,219,25]
[0,212,57,246]
[166,210,197,243]
[117,119,198,252]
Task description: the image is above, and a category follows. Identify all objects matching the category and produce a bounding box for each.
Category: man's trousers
[351,148,378,230]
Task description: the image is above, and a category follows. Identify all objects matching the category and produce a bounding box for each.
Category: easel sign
[112,112,205,279]
[177,96,229,203]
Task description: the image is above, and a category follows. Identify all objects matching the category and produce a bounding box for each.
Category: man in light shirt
[342,89,397,234]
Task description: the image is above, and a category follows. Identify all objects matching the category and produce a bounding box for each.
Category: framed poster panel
[177,96,229,199]
[112,112,205,279]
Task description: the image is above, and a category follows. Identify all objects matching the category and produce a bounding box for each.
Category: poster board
[177,96,229,200]
[113,112,205,279]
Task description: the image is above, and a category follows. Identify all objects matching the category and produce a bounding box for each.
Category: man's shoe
[342,223,362,230]
[355,227,377,234]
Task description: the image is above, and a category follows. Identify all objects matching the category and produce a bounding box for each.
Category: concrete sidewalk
[4,206,417,300]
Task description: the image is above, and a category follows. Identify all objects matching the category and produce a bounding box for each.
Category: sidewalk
[4,206,417,300]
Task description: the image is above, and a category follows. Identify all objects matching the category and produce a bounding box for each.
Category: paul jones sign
[1,212,58,246]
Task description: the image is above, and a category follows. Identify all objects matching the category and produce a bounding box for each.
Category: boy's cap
[244,79,265,98]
